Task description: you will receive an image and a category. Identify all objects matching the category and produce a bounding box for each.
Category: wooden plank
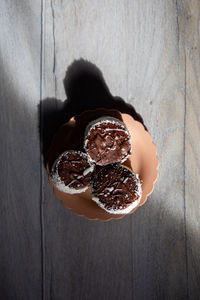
[41,0,194,299]
[41,1,133,300]
[126,1,188,299]
[0,1,42,299]
[183,0,200,299]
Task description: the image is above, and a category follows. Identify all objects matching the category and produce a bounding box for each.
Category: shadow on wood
[39,59,146,165]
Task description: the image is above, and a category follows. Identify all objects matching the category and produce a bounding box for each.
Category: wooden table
[0,1,199,299]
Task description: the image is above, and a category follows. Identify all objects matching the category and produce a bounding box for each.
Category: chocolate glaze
[52,151,93,190]
[92,164,141,212]
[85,118,131,165]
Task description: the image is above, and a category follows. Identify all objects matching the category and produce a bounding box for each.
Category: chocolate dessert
[92,164,142,214]
[51,150,94,194]
[84,117,131,166]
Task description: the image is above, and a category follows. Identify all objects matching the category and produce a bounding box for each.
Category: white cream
[83,165,94,176]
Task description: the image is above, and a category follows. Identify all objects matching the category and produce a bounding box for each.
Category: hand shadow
[39,58,147,166]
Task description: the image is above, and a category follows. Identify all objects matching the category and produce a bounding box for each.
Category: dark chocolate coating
[92,164,141,211]
[54,151,92,190]
[85,120,131,165]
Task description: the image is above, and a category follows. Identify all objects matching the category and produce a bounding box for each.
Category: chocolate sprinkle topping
[85,118,131,165]
[53,151,93,190]
[92,164,141,212]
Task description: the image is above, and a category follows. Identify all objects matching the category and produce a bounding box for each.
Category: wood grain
[126,1,187,299]
[0,1,42,299]
[183,1,200,299]
[42,1,134,299]
[0,0,200,299]
[41,0,189,299]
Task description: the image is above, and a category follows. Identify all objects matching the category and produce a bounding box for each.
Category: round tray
[47,109,159,221]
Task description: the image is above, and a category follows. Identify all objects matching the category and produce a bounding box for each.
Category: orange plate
[47,109,159,221]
